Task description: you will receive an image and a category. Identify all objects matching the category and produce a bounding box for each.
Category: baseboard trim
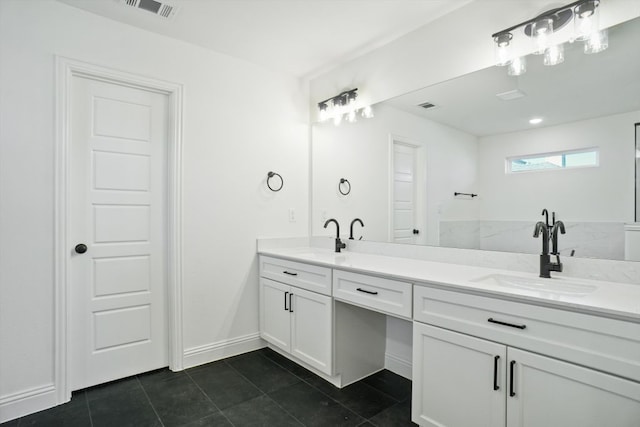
[384,353,412,380]
[0,384,58,423]
[183,332,265,369]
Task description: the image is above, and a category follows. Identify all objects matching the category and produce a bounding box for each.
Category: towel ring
[338,178,351,195]
[267,171,283,192]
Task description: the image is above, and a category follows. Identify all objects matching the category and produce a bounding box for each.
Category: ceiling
[57,0,471,78]
[385,16,640,137]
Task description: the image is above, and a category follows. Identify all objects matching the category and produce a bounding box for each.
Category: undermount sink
[471,273,598,296]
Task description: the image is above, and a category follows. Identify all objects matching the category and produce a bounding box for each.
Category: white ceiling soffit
[56,0,472,78]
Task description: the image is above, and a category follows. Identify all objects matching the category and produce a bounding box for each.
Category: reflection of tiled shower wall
[439,221,625,260]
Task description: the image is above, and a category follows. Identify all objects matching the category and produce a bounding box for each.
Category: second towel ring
[267,171,283,192]
[338,178,351,195]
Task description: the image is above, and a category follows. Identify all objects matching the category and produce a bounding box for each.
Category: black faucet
[551,221,566,256]
[533,221,563,278]
[324,219,346,253]
[349,218,364,240]
[541,209,550,228]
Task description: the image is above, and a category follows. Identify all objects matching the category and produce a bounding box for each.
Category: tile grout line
[183,368,236,427]
[83,391,95,427]
[136,375,166,427]
[256,350,365,426]
[222,354,307,426]
[261,349,403,425]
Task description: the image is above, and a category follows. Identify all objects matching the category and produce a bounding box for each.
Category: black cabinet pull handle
[284,291,289,311]
[289,293,293,313]
[509,360,516,397]
[356,288,378,295]
[493,356,500,391]
[283,271,298,276]
[488,318,526,330]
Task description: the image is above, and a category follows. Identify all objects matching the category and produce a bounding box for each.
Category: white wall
[478,111,639,222]
[312,104,477,246]
[0,0,308,420]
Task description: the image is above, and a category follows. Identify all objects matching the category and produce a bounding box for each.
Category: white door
[69,76,168,390]
[290,287,332,375]
[392,141,424,244]
[507,348,640,427]
[260,278,291,352]
[412,322,507,427]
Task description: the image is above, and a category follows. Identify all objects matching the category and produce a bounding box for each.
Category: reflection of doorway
[636,123,640,221]
[389,135,426,244]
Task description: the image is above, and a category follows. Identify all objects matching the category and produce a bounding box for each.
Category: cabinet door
[412,322,507,427]
[290,287,333,375]
[260,278,291,352]
[507,348,640,427]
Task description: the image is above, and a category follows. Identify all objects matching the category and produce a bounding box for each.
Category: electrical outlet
[288,208,296,222]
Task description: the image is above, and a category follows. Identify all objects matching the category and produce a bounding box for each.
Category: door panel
[260,278,291,352]
[290,287,333,375]
[412,322,507,427]
[507,348,640,427]
[70,76,168,390]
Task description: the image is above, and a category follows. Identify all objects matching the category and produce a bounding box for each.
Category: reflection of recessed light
[529,117,543,124]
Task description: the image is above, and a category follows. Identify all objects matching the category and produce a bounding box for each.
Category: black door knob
[413,229,419,235]
[75,243,87,254]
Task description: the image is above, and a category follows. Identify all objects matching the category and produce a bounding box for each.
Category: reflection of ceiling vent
[119,0,178,20]
[496,89,526,101]
[418,102,437,110]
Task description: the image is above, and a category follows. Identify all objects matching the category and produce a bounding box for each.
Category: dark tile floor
[3,348,416,426]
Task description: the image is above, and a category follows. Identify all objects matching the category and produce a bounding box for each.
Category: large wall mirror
[312,16,640,261]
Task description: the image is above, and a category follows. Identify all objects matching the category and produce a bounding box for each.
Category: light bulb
[507,56,527,76]
[543,44,565,66]
[494,33,513,66]
[346,109,357,123]
[532,17,554,55]
[361,105,374,119]
[333,114,343,126]
[584,29,608,54]
[574,0,600,41]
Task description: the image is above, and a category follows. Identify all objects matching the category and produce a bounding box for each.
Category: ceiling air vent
[418,102,437,110]
[118,0,178,20]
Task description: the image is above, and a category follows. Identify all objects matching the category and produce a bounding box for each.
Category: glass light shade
[507,56,527,76]
[584,29,608,54]
[543,44,565,66]
[574,0,600,41]
[494,33,513,66]
[346,109,357,123]
[333,113,343,126]
[318,106,329,122]
[532,17,554,54]
[361,105,374,119]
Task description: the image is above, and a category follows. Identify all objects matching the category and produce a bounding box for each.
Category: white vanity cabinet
[259,256,333,375]
[412,286,640,427]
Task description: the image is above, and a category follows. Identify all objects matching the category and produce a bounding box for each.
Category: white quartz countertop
[258,247,640,322]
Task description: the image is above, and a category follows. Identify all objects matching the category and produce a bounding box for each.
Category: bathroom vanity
[258,247,640,426]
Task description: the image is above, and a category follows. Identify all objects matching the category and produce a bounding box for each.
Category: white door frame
[54,57,184,404]
[388,134,427,244]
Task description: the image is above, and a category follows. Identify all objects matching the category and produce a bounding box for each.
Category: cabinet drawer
[333,270,412,319]
[260,256,332,295]
[414,285,640,382]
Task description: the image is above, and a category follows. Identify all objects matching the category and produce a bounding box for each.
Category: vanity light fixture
[317,88,373,126]
[492,0,607,76]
